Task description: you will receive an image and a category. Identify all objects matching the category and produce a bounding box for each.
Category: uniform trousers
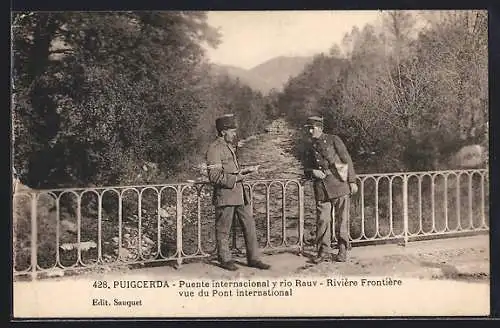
[316,195,351,254]
[215,204,260,263]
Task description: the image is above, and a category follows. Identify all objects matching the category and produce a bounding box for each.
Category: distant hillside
[210,56,314,94]
[210,64,274,94]
[249,56,314,92]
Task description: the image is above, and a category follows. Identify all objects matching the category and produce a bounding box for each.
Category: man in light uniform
[303,116,358,262]
[206,114,271,271]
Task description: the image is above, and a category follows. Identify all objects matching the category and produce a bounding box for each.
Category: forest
[12,11,270,189]
[12,10,488,187]
[274,10,488,173]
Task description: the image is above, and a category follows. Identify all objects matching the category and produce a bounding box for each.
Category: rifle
[194,161,273,175]
[191,161,306,182]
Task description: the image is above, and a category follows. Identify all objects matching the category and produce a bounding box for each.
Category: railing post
[298,182,305,255]
[197,187,203,253]
[265,185,271,248]
[402,175,409,247]
[76,195,82,265]
[468,173,473,230]
[97,193,102,263]
[281,185,286,247]
[30,193,38,280]
[176,187,183,268]
[481,172,487,229]
[13,193,18,276]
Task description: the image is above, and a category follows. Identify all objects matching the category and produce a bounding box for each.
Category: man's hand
[240,165,260,175]
[312,169,326,179]
[235,173,245,182]
[349,183,358,194]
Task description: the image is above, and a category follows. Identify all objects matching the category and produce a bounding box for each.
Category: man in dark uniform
[206,114,271,271]
[303,116,358,263]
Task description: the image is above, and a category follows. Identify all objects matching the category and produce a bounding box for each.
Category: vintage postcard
[11,10,490,318]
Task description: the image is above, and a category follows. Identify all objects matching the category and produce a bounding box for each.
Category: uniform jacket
[304,133,356,201]
[206,137,249,207]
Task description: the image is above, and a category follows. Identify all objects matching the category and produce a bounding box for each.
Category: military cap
[216,114,237,132]
[304,116,324,128]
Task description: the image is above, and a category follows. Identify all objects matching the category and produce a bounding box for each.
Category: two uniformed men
[303,116,358,263]
[206,114,271,271]
[206,114,357,270]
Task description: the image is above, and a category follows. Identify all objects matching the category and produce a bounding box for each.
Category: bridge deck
[13,235,489,318]
[15,234,489,282]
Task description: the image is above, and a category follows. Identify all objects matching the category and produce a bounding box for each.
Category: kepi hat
[216,114,237,132]
[304,116,324,128]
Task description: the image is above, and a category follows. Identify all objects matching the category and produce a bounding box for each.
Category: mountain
[210,56,314,94]
[249,56,314,92]
[209,64,274,94]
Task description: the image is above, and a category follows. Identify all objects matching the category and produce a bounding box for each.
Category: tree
[277,10,487,173]
[12,11,222,188]
[401,10,488,169]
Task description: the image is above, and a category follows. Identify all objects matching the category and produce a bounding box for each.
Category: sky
[204,11,383,70]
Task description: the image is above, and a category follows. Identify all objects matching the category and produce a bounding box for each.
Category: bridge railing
[346,168,488,244]
[12,169,488,280]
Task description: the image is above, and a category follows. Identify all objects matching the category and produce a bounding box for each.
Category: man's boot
[248,259,271,270]
[313,252,331,264]
[336,242,347,262]
[220,260,238,271]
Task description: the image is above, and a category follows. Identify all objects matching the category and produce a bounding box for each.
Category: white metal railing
[12,169,488,280]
